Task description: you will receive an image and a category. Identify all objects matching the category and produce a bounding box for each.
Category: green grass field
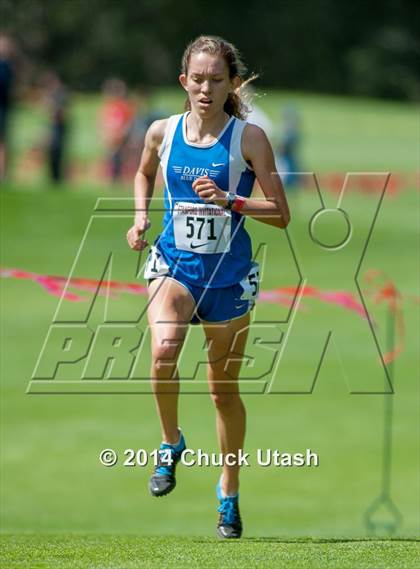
[1,90,419,567]
[1,536,419,568]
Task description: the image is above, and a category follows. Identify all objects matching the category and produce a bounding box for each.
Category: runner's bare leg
[203,312,250,496]
[147,277,195,444]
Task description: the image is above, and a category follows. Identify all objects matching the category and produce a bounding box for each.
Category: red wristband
[232,195,246,213]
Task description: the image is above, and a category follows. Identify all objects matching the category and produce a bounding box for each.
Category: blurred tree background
[2,0,419,100]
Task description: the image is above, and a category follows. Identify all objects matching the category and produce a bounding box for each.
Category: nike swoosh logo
[190,242,208,249]
[212,163,224,167]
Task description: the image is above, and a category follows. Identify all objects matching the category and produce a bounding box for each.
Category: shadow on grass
[192,537,420,544]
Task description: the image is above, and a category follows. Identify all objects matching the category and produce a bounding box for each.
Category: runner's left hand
[192,176,228,207]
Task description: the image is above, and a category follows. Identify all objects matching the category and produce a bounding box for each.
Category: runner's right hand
[126,218,151,251]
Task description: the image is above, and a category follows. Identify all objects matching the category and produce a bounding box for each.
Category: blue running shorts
[144,245,259,324]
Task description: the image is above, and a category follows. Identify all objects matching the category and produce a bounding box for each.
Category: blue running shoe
[216,479,243,538]
[149,431,186,497]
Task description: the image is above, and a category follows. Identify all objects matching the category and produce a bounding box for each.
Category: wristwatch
[225,191,237,210]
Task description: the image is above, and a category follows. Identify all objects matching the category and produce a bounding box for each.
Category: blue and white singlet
[152,112,256,288]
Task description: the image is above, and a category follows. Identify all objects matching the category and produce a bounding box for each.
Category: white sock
[163,428,182,448]
[219,475,238,498]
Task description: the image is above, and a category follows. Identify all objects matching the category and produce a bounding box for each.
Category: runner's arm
[192,124,290,229]
[134,119,167,223]
[239,124,290,228]
[127,119,167,251]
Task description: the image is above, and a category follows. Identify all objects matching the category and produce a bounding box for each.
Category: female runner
[127,35,290,539]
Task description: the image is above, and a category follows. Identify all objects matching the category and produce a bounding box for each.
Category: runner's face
[180,52,233,117]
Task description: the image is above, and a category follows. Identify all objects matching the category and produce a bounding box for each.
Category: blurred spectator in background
[44,72,69,184]
[247,102,274,140]
[125,87,154,173]
[125,86,167,177]
[0,34,15,183]
[275,105,303,191]
[245,87,274,141]
[99,78,134,182]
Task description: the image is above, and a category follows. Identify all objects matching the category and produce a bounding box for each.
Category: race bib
[143,246,170,279]
[239,262,260,301]
[173,202,231,254]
